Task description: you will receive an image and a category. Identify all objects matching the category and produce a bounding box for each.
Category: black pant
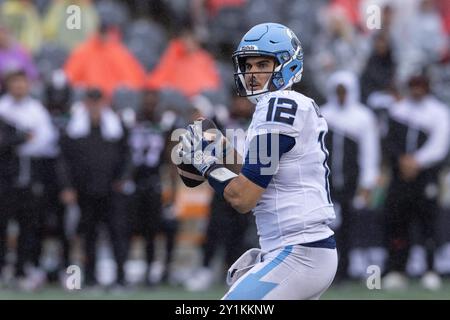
[333,190,385,280]
[202,194,251,269]
[132,176,180,281]
[384,175,438,273]
[78,192,130,284]
[0,188,12,270]
[34,159,70,271]
[0,187,40,276]
[131,183,162,265]
[332,191,355,280]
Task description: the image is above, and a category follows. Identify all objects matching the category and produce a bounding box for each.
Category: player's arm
[189,132,295,214]
[180,122,295,213]
[223,174,264,214]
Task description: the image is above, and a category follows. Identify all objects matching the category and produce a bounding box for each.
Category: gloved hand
[179,123,221,177]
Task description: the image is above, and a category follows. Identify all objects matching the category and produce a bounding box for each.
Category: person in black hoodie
[382,74,450,290]
[0,116,28,280]
[58,88,132,287]
[320,70,381,282]
[0,70,58,289]
[128,88,180,286]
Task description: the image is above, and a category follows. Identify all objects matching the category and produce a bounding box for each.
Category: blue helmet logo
[232,23,304,103]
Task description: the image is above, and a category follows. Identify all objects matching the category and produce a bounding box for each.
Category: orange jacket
[64,33,146,96]
[146,39,220,97]
[331,0,361,26]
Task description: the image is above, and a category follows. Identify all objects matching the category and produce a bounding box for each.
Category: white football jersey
[244,90,335,252]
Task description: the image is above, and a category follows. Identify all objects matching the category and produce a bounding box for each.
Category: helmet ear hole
[290,65,297,72]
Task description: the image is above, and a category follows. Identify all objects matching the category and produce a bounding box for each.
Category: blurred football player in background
[128,88,179,286]
[382,74,450,290]
[321,70,381,282]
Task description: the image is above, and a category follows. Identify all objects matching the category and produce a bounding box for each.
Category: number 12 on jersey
[266,97,298,125]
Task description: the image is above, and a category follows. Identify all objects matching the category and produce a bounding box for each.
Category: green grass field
[1,280,449,300]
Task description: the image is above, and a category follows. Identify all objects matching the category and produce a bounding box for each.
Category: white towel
[226,248,263,286]
[67,102,123,141]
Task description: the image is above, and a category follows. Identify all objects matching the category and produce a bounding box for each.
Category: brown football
[176,118,220,188]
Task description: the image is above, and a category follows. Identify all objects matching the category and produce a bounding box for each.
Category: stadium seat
[216,61,235,89]
[95,0,130,29]
[35,42,69,82]
[125,19,167,48]
[200,89,230,107]
[125,20,167,71]
[112,87,142,112]
[243,0,282,29]
[208,7,246,46]
[158,89,192,118]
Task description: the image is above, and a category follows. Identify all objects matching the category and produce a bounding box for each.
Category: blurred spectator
[0,116,28,284]
[0,23,38,82]
[58,88,132,287]
[395,0,448,82]
[44,70,72,128]
[42,0,99,51]
[321,70,381,281]
[312,5,369,97]
[64,24,146,97]
[0,0,43,54]
[360,32,396,103]
[0,70,58,290]
[128,89,179,286]
[146,26,220,98]
[382,74,450,291]
[34,70,73,283]
[413,0,448,56]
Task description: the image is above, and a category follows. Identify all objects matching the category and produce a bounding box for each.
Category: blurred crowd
[0,0,450,293]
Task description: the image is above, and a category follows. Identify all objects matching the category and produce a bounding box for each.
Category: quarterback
[180,23,337,300]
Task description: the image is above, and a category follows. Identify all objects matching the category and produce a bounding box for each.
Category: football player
[179,23,337,299]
